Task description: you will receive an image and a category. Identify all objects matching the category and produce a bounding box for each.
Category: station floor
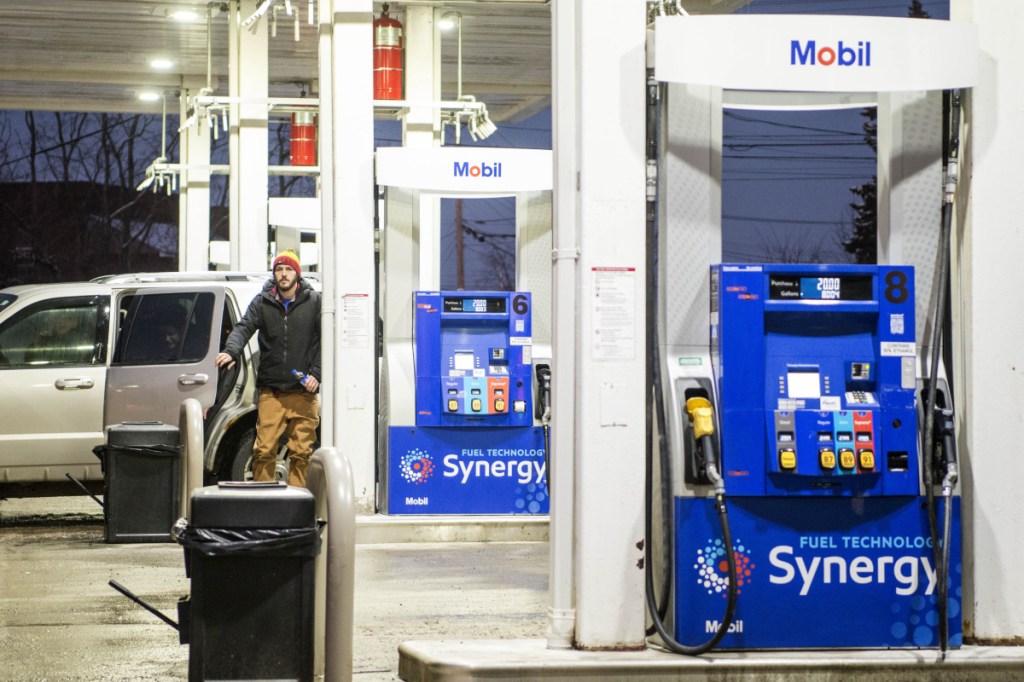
[2,495,1022,681]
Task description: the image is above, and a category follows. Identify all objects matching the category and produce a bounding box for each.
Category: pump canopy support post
[307,447,356,682]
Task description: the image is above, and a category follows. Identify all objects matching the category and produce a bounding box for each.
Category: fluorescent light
[138,91,162,102]
[150,58,175,70]
[438,11,461,32]
[168,8,201,22]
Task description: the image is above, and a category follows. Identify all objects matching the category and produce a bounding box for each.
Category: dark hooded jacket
[223,277,321,391]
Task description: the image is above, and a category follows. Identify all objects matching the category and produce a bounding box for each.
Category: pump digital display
[443,296,507,313]
[787,369,821,398]
[768,275,873,301]
[453,352,475,370]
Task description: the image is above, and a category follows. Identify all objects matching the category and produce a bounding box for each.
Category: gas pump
[646,9,973,656]
[375,146,554,515]
[385,291,547,514]
[666,263,960,650]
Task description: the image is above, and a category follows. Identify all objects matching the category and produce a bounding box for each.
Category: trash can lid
[107,421,180,448]
[190,482,316,529]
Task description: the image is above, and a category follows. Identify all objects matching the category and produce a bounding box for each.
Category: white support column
[403,5,442,289]
[179,88,212,271]
[322,0,377,512]
[570,0,648,649]
[229,1,270,270]
[548,0,578,649]
[952,0,1024,643]
[402,5,440,148]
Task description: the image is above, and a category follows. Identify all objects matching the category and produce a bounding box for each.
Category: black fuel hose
[645,404,737,654]
[924,88,961,653]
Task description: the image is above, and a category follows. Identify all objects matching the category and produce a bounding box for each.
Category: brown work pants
[252,388,319,487]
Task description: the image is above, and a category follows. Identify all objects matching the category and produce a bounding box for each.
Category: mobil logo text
[453,161,503,178]
[791,40,872,67]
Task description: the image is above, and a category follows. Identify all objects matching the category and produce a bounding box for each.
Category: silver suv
[0,272,306,495]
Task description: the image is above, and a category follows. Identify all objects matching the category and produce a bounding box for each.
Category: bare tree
[759,227,831,264]
[0,111,177,284]
[842,1,930,264]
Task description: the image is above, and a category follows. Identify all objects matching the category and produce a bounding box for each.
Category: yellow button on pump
[859,449,875,470]
[839,449,856,470]
[448,399,459,412]
[779,449,797,470]
[471,398,482,412]
[494,398,506,412]
[819,449,836,470]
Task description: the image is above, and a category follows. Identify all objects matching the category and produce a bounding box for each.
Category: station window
[721,106,878,265]
[440,197,516,291]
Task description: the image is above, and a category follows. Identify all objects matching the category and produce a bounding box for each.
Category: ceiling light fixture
[138,91,162,102]
[438,11,496,144]
[242,0,274,30]
[150,58,175,70]
[168,8,201,22]
[438,11,460,32]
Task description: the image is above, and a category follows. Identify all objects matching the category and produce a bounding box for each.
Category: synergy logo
[442,453,545,485]
[694,537,755,597]
[790,40,872,67]
[399,449,435,485]
[769,545,936,596]
[453,161,503,178]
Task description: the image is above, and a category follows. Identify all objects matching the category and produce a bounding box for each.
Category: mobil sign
[654,14,977,92]
[376,146,552,193]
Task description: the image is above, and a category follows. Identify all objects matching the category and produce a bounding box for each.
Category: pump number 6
[512,294,529,315]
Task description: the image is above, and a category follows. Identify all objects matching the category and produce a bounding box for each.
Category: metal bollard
[306,447,356,682]
[178,398,205,520]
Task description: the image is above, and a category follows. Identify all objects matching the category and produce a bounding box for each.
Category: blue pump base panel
[387,426,548,515]
[673,495,961,649]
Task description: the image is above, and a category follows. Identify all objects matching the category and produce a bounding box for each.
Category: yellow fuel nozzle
[685,396,716,440]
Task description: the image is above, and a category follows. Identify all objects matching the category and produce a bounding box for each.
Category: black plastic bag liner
[172,517,325,557]
[93,443,182,469]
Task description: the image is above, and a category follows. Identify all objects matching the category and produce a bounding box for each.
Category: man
[215,249,321,486]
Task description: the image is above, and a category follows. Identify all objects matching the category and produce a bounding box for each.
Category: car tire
[220,426,292,482]
[220,426,255,482]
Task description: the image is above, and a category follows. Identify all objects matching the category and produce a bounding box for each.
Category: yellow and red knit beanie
[272,248,301,278]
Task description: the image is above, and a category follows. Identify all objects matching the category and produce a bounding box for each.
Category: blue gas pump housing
[672,264,960,650]
[385,290,546,516]
[414,290,533,427]
[712,263,919,497]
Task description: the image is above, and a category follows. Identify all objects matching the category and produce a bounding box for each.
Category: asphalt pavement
[0,495,548,681]
[8,497,1024,682]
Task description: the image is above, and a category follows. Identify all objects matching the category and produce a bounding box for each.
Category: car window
[0,296,107,368]
[113,292,214,366]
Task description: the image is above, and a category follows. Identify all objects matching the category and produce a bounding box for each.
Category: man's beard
[276,276,296,293]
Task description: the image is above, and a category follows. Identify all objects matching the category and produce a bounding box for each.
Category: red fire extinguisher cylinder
[290,112,317,167]
[373,4,404,100]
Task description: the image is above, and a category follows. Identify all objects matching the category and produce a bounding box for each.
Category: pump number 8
[884,270,908,304]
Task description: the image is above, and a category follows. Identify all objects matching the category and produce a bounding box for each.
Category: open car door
[105,286,226,430]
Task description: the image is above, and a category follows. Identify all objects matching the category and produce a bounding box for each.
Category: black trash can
[174,482,322,681]
[95,421,181,544]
